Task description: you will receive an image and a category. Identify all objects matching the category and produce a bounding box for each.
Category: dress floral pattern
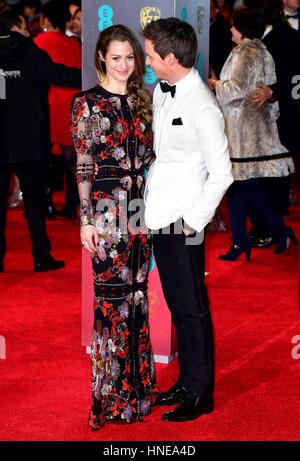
[71,85,159,430]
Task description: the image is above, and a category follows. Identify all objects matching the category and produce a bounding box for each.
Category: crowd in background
[0,0,82,272]
[209,0,300,251]
[1,0,82,219]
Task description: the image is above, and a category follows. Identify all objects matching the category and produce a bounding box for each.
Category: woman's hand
[80,224,99,254]
[249,83,273,108]
[208,78,217,90]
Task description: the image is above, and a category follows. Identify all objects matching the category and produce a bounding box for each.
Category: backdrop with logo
[81,0,210,362]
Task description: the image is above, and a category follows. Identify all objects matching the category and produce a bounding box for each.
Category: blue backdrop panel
[175,0,210,80]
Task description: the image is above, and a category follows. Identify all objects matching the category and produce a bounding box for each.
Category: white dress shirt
[284,9,299,30]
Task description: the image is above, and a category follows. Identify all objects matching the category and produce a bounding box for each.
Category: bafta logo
[0,335,5,359]
[140,7,161,30]
[197,7,205,34]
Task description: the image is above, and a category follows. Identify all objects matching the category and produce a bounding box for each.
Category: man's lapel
[153,90,167,155]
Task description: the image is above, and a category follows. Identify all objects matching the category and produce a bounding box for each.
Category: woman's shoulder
[73,86,103,101]
[236,38,266,51]
[233,39,267,60]
[35,30,61,44]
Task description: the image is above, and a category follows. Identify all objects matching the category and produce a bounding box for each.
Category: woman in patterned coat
[71,25,159,430]
[209,8,297,260]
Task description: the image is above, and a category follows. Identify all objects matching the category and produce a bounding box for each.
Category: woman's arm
[248,82,274,108]
[70,95,99,254]
[214,46,257,106]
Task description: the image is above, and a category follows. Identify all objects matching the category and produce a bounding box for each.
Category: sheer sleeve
[71,94,95,225]
[71,95,95,184]
[142,133,156,172]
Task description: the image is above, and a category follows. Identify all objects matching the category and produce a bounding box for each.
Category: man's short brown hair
[143,17,198,69]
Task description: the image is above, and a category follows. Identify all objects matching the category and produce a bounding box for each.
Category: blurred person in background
[209,0,233,79]
[207,0,233,232]
[35,0,82,220]
[246,0,300,247]
[0,1,8,13]
[215,0,233,23]
[0,8,81,272]
[18,0,41,38]
[209,8,297,261]
[282,0,300,31]
[71,5,81,42]
[64,0,81,37]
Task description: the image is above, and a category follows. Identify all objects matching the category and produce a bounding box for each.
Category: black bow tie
[286,13,298,19]
[160,81,176,98]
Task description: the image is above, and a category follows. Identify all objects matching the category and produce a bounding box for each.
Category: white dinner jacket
[144,67,233,233]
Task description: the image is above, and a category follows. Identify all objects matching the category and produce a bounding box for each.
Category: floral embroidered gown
[71,86,159,430]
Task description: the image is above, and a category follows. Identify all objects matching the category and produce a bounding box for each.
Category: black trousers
[153,224,215,397]
[227,178,285,245]
[60,145,78,206]
[0,163,51,264]
[249,176,291,236]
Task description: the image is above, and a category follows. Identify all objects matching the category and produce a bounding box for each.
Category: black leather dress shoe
[162,392,214,422]
[154,383,187,406]
[34,254,65,273]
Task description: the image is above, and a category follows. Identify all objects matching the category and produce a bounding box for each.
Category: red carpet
[0,191,299,441]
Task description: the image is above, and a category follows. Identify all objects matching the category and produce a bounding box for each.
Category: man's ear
[165,52,178,66]
[98,50,105,62]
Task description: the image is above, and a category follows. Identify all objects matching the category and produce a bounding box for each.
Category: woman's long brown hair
[94,25,152,140]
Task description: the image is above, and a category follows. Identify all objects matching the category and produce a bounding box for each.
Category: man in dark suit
[0,8,81,272]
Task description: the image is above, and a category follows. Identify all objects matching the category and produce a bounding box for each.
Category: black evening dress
[71,86,159,430]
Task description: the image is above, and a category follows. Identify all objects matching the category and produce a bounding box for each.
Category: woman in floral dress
[71,25,159,430]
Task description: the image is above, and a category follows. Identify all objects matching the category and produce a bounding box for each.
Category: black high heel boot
[274,226,298,254]
[219,241,252,261]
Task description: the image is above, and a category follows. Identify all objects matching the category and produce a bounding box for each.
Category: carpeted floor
[0,190,299,441]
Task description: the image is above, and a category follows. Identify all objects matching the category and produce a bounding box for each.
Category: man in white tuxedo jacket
[143,18,233,422]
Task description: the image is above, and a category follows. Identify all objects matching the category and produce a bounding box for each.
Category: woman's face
[230,25,243,44]
[72,10,82,36]
[99,40,135,85]
[23,6,36,19]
